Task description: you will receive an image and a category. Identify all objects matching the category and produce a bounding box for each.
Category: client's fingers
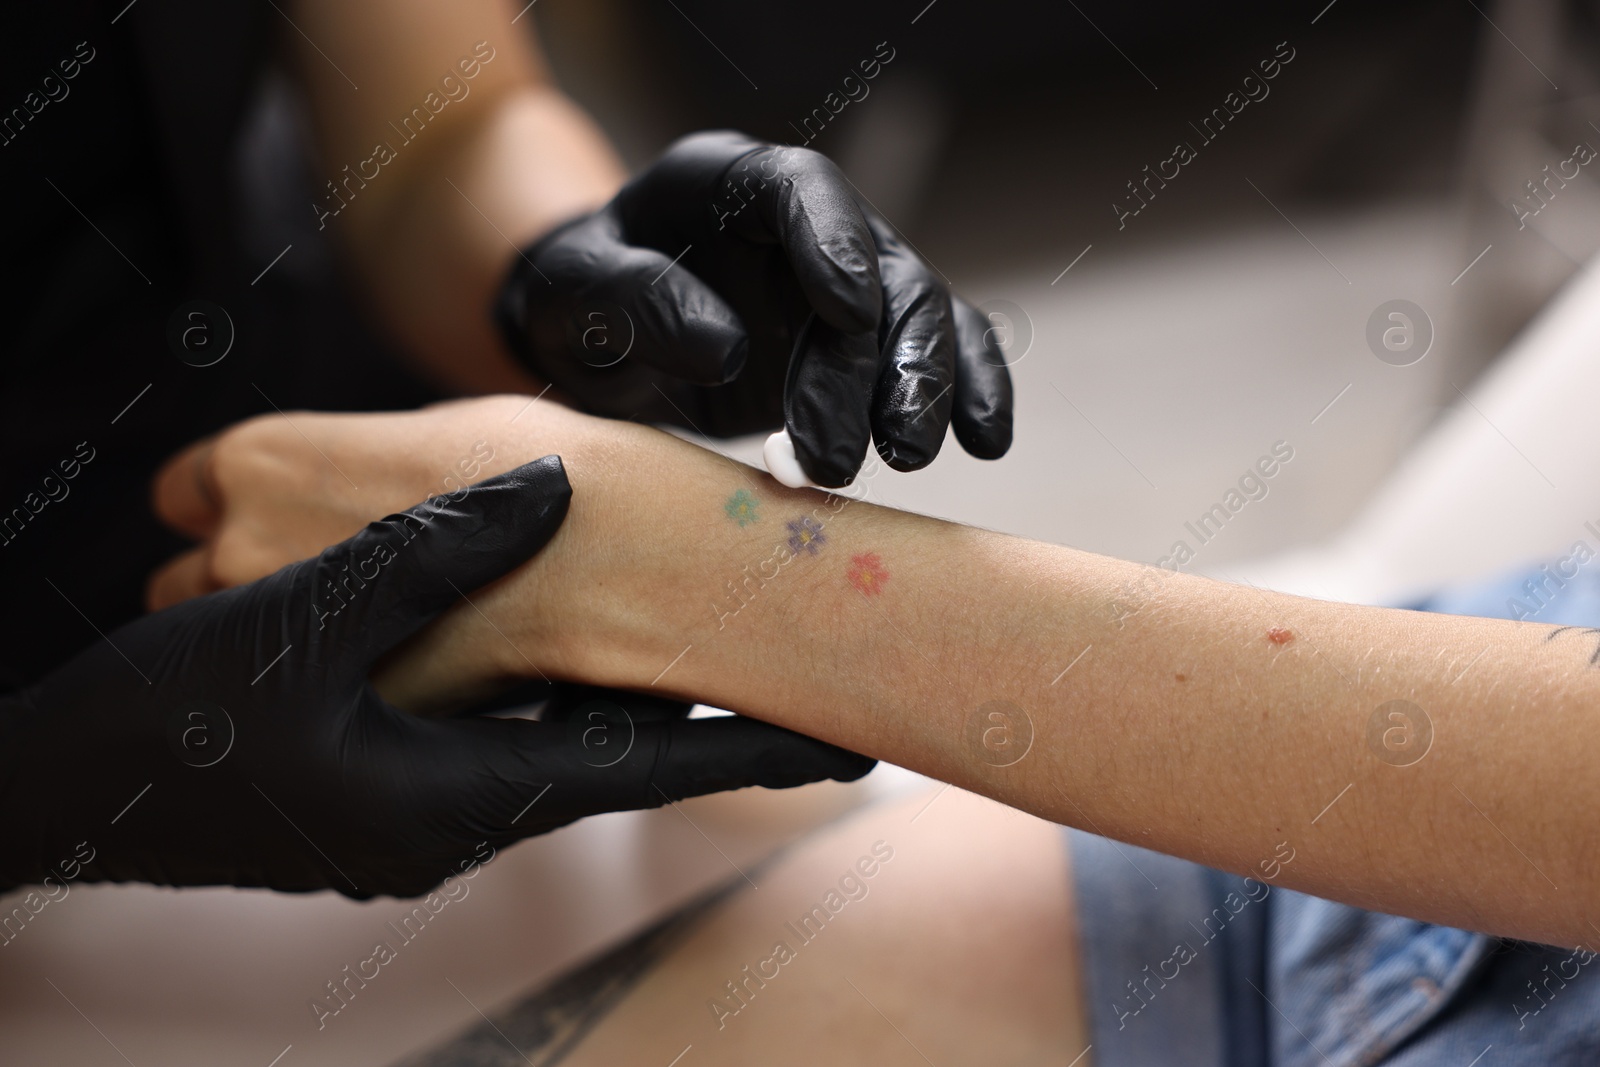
[151,436,223,539]
[145,546,216,612]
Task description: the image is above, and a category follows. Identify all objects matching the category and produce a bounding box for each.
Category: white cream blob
[762,430,813,489]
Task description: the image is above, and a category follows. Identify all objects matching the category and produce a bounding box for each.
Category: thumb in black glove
[0,457,873,899]
[495,130,1013,489]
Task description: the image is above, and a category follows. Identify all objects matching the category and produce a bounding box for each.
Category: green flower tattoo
[724,488,760,527]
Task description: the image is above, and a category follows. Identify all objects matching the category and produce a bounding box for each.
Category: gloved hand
[494,130,1013,488]
[0,458,873,898]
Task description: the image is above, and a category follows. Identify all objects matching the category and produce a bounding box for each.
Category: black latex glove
[494,130,1013,488]
[0,457,874,898]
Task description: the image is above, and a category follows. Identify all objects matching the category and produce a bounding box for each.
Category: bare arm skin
[287,0,625,392]
[150,397,1600,950]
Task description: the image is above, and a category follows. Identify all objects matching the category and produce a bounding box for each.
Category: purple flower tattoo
[787,516,826,556]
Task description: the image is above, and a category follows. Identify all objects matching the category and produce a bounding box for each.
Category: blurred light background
[6,1,1600,1063]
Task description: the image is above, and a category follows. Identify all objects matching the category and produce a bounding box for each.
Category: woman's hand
[145,395,807,702]
[147,396,592,608]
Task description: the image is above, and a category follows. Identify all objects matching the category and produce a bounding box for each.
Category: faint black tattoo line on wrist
[1545,626,1600,666]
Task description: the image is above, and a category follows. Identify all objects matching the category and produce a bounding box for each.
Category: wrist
[471,424,822,692]
[611,470,903,734]
[525,432,770,688]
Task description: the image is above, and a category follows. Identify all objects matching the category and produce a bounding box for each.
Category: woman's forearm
[399,427,1600,948]
[676,499,1600,946]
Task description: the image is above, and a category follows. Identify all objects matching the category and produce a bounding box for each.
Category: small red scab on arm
[1266,627,1294,646]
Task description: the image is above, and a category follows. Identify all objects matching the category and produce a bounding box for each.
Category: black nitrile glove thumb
[0,457,872,899]
[534,683,875,821]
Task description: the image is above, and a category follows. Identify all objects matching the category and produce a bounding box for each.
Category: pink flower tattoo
[846,552,889,596]
[787,516,826,556]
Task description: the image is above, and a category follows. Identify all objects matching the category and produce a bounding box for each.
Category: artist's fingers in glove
[737,145,882,334]
[537,217,747,386]
[949,297,1015,460]
[783,316,881,488]
[869,249,957,472]
[539,686,694,726]
[641,716,877,803]
[392,711,873,851]
[466,713,874,822]
[309,456,571,661]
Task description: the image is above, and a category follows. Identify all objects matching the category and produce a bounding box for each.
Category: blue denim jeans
[1069,561,1600,1066]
